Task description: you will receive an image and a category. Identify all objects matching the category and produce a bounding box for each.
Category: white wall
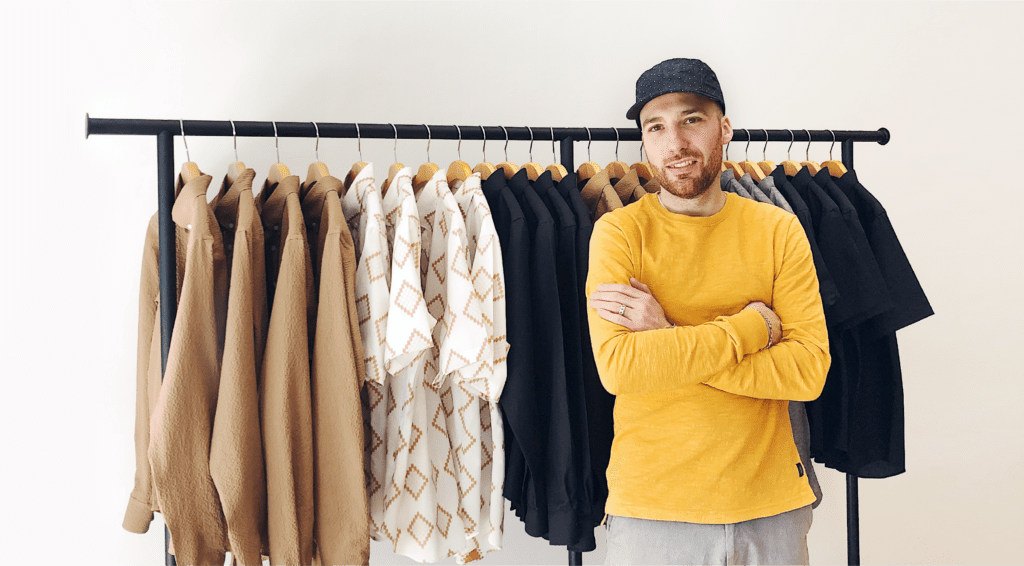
[1,2,1021,564]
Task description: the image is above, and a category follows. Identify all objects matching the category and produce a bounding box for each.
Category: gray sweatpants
[604,506,813,566]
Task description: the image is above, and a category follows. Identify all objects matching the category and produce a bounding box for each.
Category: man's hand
[744,301,782,348]
[588,277,673,332]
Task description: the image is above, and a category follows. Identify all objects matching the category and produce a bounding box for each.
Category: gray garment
[720,170,824,511]
[738,173,774,204]
[605,506,812,566]
[757,175,795,214]
[721,171,754,199]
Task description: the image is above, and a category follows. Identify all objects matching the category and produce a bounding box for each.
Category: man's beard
[654,142,723,200]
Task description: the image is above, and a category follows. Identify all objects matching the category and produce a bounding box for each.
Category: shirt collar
[258,175,300,228]
[171,174,213,230]
[580,169,612,210]
[211,169,255,230]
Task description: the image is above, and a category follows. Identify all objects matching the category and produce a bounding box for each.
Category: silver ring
[618,304,626,316]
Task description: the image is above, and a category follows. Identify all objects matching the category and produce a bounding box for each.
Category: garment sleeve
[586,219,770,396]
[703,216,831,401]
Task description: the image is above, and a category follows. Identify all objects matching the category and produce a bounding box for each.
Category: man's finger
[595,307,636,330]
[629,277,652,294]
[590,297,629,313]
[595,283,645,298]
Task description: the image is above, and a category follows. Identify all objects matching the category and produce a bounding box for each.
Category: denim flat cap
[627,58,726,123]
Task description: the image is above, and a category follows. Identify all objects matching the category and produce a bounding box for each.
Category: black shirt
[483,173,549,534]
[506,169,585,549]
[557,173,614,530]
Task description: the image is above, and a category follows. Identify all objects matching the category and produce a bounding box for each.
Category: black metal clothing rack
[87,115,889,566]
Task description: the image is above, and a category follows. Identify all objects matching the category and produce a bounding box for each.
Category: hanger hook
[744,131,751,161]
[585,127,593,162]
[551,127,557,163]
[272,121,280,163]
[527,126,534,162]
[500,126,509,161]
[230,120,238,162]
[614,128,621,161]
[829,130,837,161]
[725,138,731,161]
[640,140,645,163]
[481,126,488,162]
[354,123,363,161]
[311,122,321,162]
[762,129,770,161]
[787,130,795,161]
[391,124,398,163]
[179,119,191,162]
[455,125,463,161]
[424,124,431,162]
[804,129,812,161]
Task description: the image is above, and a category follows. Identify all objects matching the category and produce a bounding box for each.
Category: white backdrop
[1,2,1022,565]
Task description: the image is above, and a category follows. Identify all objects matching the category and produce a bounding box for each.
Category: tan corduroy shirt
[613,169,649,205]
[124,184,187,536]
[301,175,371,566]
[258,176,316,566]
[579,169,623,221]
[147,174,231,566]
[209,169,270,566]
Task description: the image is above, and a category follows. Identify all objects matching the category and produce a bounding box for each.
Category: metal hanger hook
[804,129,812,161]
[762,129,769,161]
[787,130,795,161]
[527,126,534,162]
[585,127,593,162]
[829,130,837,161]
[179,119,191,162]
[641,140,645,163]
[614,128,621,161]
[311,122,321,162]
[230,120,238,162]
[355,123,363,161]
[455,125,463,161]
[745,132,751,161]
[551,127,557,163]
[481,126,488,162]
[272,121,280,163]
[423,124,432,162]
[499,126,509,161]
[391,124,398,163]
[725,138,730,161]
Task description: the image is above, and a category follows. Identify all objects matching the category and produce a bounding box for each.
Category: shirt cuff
[122,495,154,534]
[723,307,770,358]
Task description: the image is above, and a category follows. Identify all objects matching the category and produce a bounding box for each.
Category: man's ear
[720,115,734,145]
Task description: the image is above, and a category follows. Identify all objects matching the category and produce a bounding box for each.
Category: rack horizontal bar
[85,115,889,145]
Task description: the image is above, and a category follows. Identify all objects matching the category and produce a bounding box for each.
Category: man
[586,58,830,565]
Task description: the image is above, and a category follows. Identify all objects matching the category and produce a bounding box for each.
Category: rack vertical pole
[156,130,178,566]
[559,136,585,566]
[840,138,860,566]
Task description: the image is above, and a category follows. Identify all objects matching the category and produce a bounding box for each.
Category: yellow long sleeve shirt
[586,192,830,524]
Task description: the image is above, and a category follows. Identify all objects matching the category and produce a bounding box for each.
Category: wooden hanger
[473,126,497,180]
[605,128,630,182]
[446,125,474,185]
[577,127,602,183]
[756,130,775,176]
[820,131,849,177]
[178,119,203,183]
[738,135,767,183]
[226,121,246,184]
[722,140,744,180]
[381,124,403,195]
[304,122,329,190]
[544,128,567,181]
[412,124,440,187]
[266,121,291,186]
[799,129,822,175]
[494,126,519,180]
[630,141,656,182]
[779,131,803,176]
[344,124,367,192]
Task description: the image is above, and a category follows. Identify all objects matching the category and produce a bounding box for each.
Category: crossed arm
[585,217,830,400]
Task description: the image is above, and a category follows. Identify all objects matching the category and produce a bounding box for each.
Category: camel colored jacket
[258,176,316,566]
[301,175,370,566]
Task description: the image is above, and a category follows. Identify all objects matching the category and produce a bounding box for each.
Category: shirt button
[271,245,277,252]
[228,223,235,229]
[274,225,280,231]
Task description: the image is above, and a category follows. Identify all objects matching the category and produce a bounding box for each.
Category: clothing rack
[86,115,889,566]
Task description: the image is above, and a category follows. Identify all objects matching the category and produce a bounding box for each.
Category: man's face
[640,92,732,199]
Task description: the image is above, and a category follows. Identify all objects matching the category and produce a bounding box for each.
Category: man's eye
[648,125,662,132]
[685,117,700,124]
